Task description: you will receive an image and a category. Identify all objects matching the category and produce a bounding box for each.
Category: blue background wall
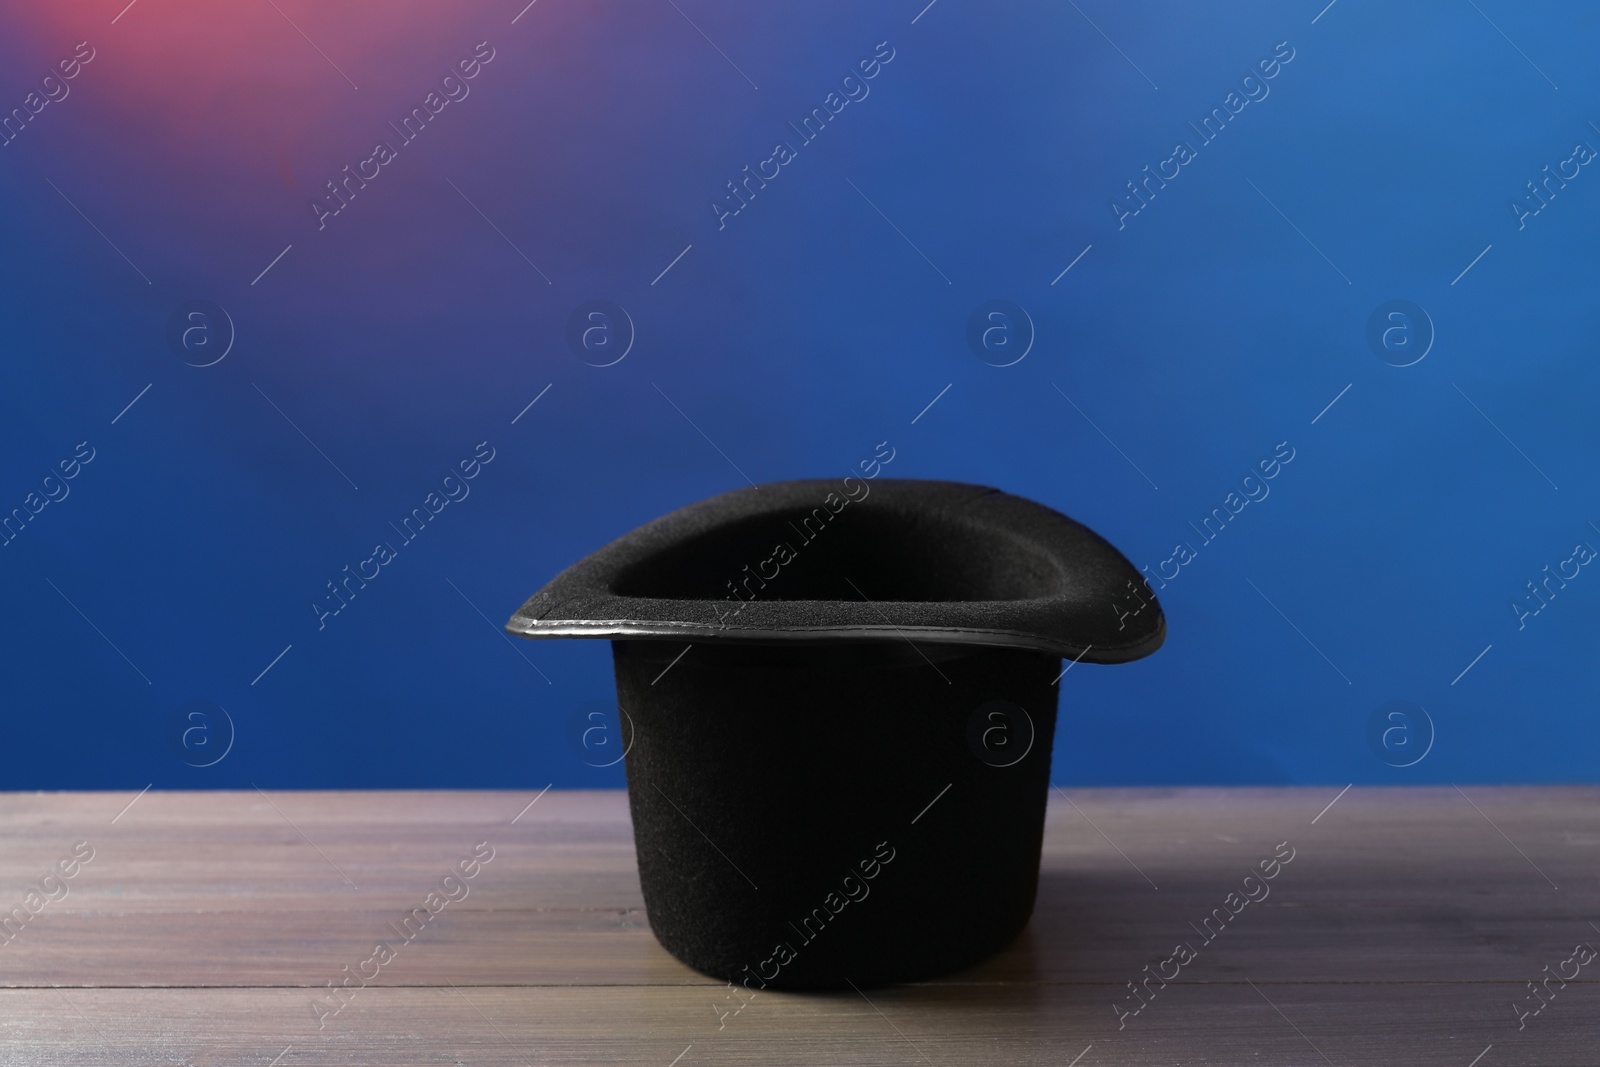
[1,0,1595,790]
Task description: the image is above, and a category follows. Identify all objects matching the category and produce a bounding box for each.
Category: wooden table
[1,787,1595,1065]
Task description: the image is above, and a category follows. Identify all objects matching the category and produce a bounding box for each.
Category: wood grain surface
[1,786,1596,1065]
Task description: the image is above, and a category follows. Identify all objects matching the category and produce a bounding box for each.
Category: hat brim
[505,478,1164,664]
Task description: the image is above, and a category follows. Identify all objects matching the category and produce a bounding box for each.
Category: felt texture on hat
[506,478,1163,662]
[613,639,1061,989]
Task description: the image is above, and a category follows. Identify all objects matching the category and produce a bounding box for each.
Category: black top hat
[508,478,1163,988]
